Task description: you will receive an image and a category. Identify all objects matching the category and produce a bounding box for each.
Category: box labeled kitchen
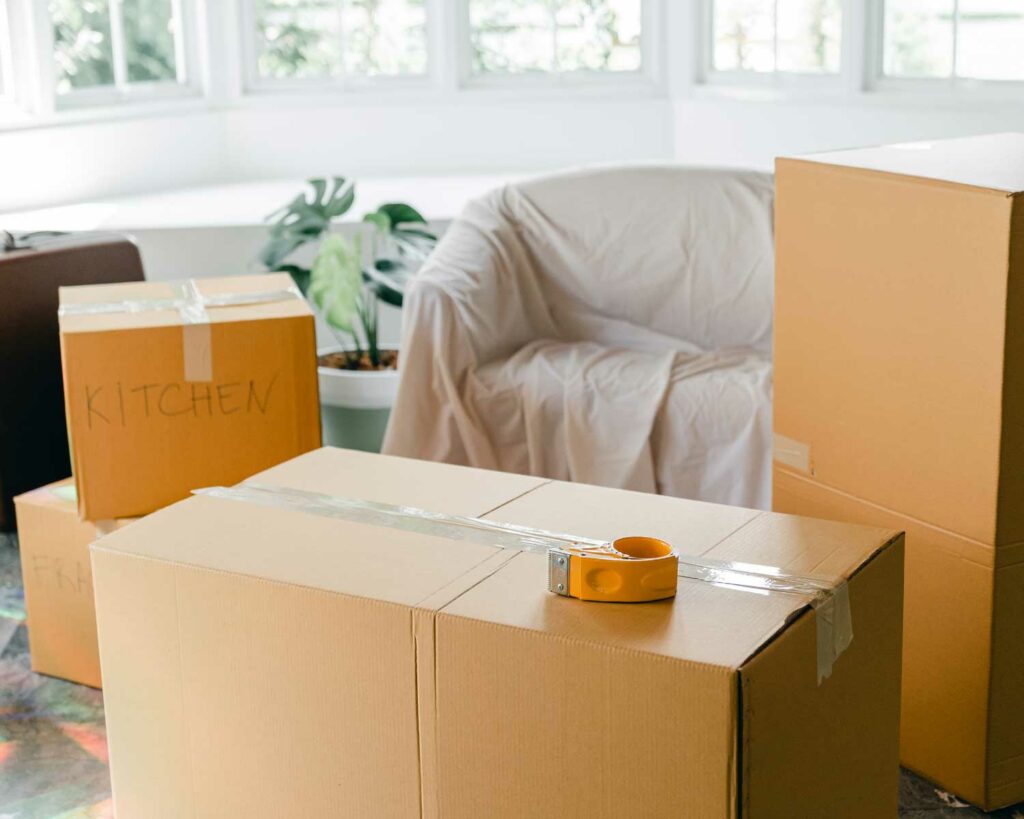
[14,478,133,687]
[93,447,904,818]
[59,273,321,520]
[773,133,1024,809]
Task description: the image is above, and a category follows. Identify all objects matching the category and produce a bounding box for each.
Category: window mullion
[336,0,347,87]
[109,0,129,90]
[950,0,960,83]
[549,0,558,75]
[169,0,187,85]
[772,0,779,73]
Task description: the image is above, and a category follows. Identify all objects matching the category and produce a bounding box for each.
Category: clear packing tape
[58,279,303,382]
[196,483,854,684]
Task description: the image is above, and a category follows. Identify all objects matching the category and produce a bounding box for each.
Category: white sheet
[382,166,775,509]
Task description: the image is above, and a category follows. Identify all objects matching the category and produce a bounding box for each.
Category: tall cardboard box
[773,132,1024,810]
[59,273,321,519]
[14,479,133,687]
[93,447,904,818]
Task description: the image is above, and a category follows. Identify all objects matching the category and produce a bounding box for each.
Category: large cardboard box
[59,273,321,520]
[14,478,133,687]
[93,448,904,818]
[773,132,1024,809]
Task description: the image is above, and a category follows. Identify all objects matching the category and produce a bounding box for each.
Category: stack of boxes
[14,272,321,687]
[774,133,1024,811]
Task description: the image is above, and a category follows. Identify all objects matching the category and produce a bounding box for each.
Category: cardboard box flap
[59,273,311,334]
[91,448,549,608]
[787,133,1024,194]
[469,480,898,671]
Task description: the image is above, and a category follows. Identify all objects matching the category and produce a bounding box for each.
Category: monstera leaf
[308,234,363,334]
[259,177,356,271]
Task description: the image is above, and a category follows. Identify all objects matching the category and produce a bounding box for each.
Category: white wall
[672,96,1024,169]
[5,91,1024,215]
[0,96,673,213]
[222,97,673,179]
[0,110,227,212]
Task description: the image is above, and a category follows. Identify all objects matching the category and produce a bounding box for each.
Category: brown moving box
[93,448,904,818]
[14,478,133,687]
[59,273,321,520]
[773,132,1024,810]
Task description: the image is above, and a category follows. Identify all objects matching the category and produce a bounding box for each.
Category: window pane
[341,0,427,77]
[776,0,841,73]
[883,0,954,78]
[555,0,642,72]
[957,0,1024,81]
[712,0,774,72]
[122,0,179,83]
[51,0,116,93]
[470,0,553,74]
[256,0,343,79]
[470,0,643,75]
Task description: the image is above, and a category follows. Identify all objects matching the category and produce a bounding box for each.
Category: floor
[0,534,1021,818]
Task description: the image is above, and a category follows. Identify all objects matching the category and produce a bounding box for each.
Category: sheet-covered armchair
[382,166,775,508]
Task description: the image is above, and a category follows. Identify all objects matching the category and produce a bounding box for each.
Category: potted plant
[258,177,436,451]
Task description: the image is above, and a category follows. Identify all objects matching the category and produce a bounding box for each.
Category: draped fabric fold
[383,166,775,508]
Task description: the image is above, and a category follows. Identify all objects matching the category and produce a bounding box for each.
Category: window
[49,0,194,103]
[883,0,1024,82]
[250,0,428,84]
[709,0,842,75]
[468,0,643,77]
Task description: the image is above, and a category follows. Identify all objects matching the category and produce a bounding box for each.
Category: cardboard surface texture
[13,479,133,687]
[58,273,321,520]
[93,448,903,818]
[773,132,1024,809]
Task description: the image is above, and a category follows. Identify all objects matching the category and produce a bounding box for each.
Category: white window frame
[458,0,662,94]
[697,0,851,92]
[872,0,1024,98]
[30,0,203,113]
[239,0,436,94]
[239,0,663,98]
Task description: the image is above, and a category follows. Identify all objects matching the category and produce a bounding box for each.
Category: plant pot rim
[317,345,400,377]
[317,345,400,410]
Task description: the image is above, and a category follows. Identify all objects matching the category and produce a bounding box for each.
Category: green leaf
[274,264,311,296]
[362,211,391,233]
[258,177,355,270]
[376,202,427,227]
[394,226,437,241]
[308,234,363,333]
[375,281,404,308]
[259,235,305,269]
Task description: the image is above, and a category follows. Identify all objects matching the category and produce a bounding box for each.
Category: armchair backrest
[504,165,775,354]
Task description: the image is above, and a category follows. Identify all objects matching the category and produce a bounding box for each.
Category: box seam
[774,466,1022,566]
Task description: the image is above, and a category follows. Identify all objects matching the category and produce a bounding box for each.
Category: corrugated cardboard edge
[776,156,1020,199]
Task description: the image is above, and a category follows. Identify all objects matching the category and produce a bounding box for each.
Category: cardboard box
[773,133,1024,809]
[0,236,144,531]
[59,273,321,520]
[93,447,903,818]
[14,478,133,687]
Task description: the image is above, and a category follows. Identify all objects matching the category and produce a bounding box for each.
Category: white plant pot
[318,346,400,452]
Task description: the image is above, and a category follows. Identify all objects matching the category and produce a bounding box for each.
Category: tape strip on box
[59,279,302,384]
[195,483,855,684]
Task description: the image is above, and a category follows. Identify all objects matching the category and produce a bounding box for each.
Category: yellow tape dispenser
[547,536,679,603]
